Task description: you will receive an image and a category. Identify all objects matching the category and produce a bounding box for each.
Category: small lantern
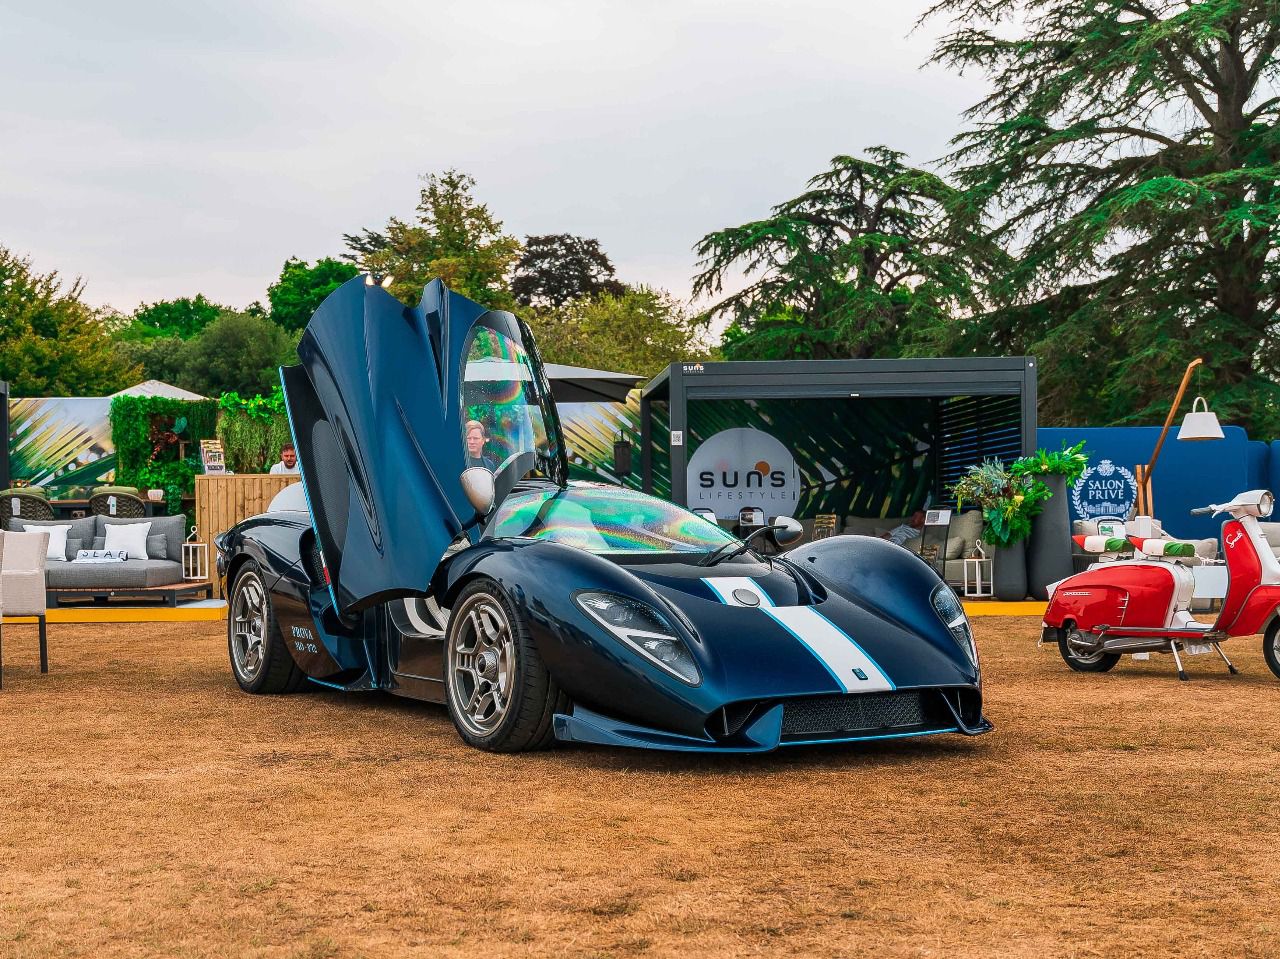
[1177,396,1224,441]
[613,433,633,478]
[183,527,209,581]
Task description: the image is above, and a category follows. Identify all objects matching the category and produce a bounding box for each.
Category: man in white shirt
[269,442,300,475]
[882,510,926,547]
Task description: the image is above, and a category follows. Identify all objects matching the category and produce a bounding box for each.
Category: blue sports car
[215,277,991,752]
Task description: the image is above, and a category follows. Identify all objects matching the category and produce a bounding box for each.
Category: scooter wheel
[1058,626,1120,673]
[1263,621,1280,681]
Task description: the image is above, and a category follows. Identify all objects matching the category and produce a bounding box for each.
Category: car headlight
[932,584,978,667]
[575,591,701,685]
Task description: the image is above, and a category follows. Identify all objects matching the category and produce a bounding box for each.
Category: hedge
[216,387,293,473]
[109,395,219,513]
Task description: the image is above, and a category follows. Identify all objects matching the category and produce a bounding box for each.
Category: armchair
[0,529,51,689]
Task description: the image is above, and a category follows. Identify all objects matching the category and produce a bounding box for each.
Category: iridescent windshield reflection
[462,327,555,475]
[489,485,740,554]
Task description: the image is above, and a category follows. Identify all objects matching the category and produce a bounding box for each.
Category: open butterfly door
[280,277,565,614]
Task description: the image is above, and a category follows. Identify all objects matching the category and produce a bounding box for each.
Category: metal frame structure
[0,380,8,491]
[640,357,1038,508]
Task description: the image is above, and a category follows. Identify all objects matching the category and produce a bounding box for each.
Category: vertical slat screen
[934,395,1024,505]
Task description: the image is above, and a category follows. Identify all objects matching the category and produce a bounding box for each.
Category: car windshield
[488,485,741,554]
[462,327,558,476]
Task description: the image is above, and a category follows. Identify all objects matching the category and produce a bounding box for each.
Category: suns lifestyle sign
[686,428,801,520]
[1070,459,1139,520]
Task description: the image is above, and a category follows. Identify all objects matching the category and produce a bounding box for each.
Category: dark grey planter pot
[993,540,1028,602]
[1028,474,1073,600]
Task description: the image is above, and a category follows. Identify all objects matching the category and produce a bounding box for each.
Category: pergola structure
[0,380,8,490]
[639,357,1039,516]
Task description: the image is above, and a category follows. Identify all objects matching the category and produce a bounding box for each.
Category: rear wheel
[1264,620,1280,681]
[444,579,568,752]
[1058,624,1120,673]
[228,562,305,694]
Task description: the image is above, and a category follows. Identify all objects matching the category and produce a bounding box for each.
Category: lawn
[0,617,1277,958]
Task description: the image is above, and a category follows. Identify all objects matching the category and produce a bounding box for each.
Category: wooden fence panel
[195,474,300,598]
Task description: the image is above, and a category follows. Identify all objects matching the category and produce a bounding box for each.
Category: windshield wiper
[698,525,781,568]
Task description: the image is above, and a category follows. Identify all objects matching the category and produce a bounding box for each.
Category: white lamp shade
[1177,396,1224,441]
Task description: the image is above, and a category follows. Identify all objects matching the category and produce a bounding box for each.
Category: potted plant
[1012,442,1089,599]
[951,460,1053,601]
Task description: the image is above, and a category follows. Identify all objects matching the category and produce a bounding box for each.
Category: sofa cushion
[96,513,186,562]
[47,559,184,589]
[10,514,97,560]
[949,510,983,554]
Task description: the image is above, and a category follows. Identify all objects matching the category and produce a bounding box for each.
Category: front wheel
[1264,620,1280,681]
[444,579,568,752]
[1058,625,1120,673]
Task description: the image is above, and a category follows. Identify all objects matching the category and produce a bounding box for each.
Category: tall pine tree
[926,0,1280,431]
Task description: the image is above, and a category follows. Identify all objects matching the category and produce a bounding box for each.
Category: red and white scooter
[1042,490,1280,680]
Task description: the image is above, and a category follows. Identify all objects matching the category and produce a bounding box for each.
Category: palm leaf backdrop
[8,398,116,496]
[685,398,934,519]
[559,395,671,498]
[559,394,935,519]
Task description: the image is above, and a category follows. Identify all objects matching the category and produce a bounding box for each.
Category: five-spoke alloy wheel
[444,579,567,752]
[228,561,304,694]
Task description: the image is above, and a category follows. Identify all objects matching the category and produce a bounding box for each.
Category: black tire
[1264,620,1280,681]
[228,561,306,694]
[444,578,569,752]
[1057,624,1121,673]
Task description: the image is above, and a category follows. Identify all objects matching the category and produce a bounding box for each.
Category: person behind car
[269,442,300,475]
[881,510,926,547]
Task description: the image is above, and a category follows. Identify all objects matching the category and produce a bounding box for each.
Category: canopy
[110,379,209,400]
[545,363,643,403]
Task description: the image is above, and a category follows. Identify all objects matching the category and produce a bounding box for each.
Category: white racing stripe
[703,577,895,693]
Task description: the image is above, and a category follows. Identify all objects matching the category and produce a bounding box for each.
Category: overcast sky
[1,1,985,313]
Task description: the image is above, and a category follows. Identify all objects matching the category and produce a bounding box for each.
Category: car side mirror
[461,467,496,516]
[770,516,803,547]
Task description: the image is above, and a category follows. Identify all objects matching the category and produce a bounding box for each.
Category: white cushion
[103,521,152,560]
[26,523,70,562]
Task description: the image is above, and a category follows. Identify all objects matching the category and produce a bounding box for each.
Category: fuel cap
[732,588,761,607]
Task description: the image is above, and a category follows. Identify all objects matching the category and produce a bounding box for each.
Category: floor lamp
[1134,358,1224,517]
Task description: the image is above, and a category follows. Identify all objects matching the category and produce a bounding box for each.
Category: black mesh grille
[781,691,928,737]
[305,537,325,586]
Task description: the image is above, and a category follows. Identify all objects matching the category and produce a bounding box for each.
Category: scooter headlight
[932,584,978,667]
[1261,491,1274,518]
[575,591,701,686]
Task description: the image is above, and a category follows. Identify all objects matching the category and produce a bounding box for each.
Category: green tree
[267,256,359,331]
[343,170,522,309]
[115,335,189,386]
[512,234,625,307]
[176,310,295,397]
[926,0,1280,432]
[693,148,997,360]
[527,287,713,378]
[124,294,226,340]
[0,246,138,395]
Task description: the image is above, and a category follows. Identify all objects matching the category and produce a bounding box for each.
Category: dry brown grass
[1,617,1278,958]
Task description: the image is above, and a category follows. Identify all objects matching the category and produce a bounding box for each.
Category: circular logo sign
[1070,459,1138,520]
[686,428,800,520]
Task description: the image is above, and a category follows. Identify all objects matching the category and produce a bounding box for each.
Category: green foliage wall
[109,395,219,511]
[216,388,293,473]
